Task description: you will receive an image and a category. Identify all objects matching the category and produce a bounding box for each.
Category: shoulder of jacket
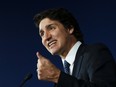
[84,43,109,53]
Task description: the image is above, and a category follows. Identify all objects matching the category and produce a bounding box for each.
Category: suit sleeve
[56,71,94,87]
[55,44,116,87]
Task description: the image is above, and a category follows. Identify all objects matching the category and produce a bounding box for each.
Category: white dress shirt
[62,41,82,75]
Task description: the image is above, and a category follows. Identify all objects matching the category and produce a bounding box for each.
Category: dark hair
[33,8,84,43]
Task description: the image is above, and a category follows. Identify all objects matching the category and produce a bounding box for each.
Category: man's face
[39,18,74,55]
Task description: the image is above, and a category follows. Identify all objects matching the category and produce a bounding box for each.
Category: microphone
[19,73,33,87]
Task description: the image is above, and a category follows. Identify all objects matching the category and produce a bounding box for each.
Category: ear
[68,28,74,34]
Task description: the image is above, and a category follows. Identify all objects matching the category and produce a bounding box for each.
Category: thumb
[36,52,43,59]
[36,52,49,64]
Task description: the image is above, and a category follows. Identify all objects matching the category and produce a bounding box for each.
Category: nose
[43,31,52,41]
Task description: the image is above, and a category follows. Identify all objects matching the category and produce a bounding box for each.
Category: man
[33,8,116,87]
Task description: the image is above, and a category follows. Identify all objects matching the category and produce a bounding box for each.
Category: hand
[36,52,61,83]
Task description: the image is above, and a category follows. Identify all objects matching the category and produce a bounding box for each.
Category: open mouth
[48,40,57,48]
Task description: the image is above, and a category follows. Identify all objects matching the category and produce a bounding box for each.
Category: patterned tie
[64,60,70,74]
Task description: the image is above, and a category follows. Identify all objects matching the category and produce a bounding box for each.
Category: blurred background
[0,0,116,87]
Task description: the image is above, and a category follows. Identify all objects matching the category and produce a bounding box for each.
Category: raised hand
[36,52,61,83]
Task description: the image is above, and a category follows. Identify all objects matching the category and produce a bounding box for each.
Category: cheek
[42,39,48,49]
[42,40,46,47]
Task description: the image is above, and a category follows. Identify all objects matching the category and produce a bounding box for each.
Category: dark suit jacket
[55,43,116,87]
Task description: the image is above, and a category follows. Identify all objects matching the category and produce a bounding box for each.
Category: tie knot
[64,60,70,74]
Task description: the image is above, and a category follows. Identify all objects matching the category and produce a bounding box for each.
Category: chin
[50,51,57,55]
[49,50,59,55]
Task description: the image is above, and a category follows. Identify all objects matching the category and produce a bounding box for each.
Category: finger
[37,61,40,69]
[36,52,47,65]
[36,52,43,59]
[36,52,48,61]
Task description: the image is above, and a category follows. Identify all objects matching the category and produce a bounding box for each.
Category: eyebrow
[45,23,55,29]
[39,23,55,34]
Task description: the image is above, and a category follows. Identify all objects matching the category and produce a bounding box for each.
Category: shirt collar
[62,41,82,66]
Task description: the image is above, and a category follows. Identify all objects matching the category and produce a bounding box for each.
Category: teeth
[48,41,56,47]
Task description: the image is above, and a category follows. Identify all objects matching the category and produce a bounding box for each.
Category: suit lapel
[72,44,86,77]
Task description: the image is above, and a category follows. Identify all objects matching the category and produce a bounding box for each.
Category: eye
[48,26,56,31]
[39,30,44,37]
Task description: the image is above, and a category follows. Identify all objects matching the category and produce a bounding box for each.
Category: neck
[59,37,77,59]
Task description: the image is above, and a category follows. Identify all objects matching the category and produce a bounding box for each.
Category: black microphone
[19,73,33,87]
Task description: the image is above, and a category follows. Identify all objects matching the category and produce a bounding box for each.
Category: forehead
[39,18,58,30]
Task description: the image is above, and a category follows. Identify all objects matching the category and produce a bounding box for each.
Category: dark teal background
[0,0,116,87]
